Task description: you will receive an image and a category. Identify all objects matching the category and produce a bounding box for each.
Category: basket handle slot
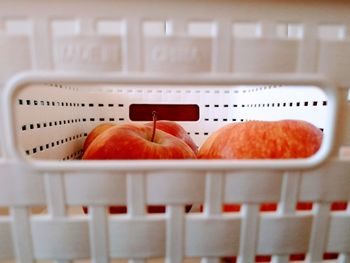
[129,104,199,121]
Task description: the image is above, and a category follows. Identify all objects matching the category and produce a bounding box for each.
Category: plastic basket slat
[64,172,127,206]
[186,215,240,257]
[88,206,109,263]
[327,211,350,253]
[0,1,350,262]
[109,216,165,258]
[0,218,14,260]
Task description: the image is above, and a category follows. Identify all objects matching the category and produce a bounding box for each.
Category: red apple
[82,118,196,214]
[83,123,115,152]
[202,120,323,263]
[82,123,196,160]
[144,120,198,154]
[201,119,323,248]
[83,120,197,155]
[82,123,195,214]
[198,120,322,159]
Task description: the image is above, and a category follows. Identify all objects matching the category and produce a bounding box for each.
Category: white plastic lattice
[0,1,350,263]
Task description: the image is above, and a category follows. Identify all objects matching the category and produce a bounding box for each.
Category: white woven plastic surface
[0,1,350,263]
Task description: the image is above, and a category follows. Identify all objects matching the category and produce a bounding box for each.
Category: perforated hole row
[48,83,78,91]
[18,99,81,107]
[188,132,209,136]
[201,119,324,132]
[242,101,328,107]
[204,118,246,122]
[18,98,124,108]
[187,119,247,137]
[108,85,296,94]
[62,149,84,161]
[20,117,123,132]
[25,133,87,155]
[112,87,279,94]
[114,89,231,94]
[204,100,327,108]
[55,86,285,95]
[21,118,83,131]
[88,117,125,122]
[241,86,279,93]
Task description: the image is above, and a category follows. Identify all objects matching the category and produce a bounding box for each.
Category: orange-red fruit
[82,123,196,160]
[83,123,115,152]
[198,120,323,159]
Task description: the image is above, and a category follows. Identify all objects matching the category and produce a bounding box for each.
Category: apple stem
[151,111,157,142]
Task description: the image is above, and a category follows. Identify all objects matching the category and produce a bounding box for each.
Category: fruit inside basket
[12,82,329,161]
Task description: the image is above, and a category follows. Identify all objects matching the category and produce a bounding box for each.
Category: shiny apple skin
[83,123,115,152]
[82,123,196,160]
[198,120,323,159]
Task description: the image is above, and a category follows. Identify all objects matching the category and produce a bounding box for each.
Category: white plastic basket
[0,1,350,263]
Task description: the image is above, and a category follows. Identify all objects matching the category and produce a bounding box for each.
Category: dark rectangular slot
[129,104,199,121]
